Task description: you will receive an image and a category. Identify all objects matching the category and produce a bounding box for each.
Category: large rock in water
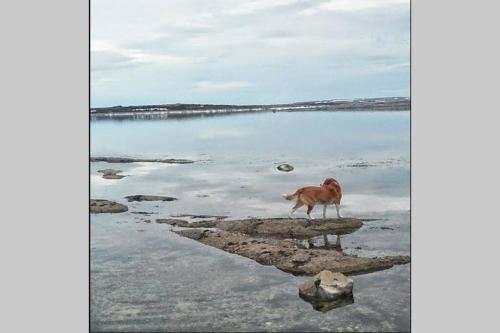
[299,270,353,301]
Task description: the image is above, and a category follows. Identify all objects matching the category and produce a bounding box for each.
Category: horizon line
[91,95,410,109]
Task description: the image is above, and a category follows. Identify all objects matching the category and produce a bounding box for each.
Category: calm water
[90,111,410,332]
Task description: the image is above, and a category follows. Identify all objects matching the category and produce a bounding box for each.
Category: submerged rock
[125,195,178,202]
[90,199,128,213]
[171,214,228,220]
[102,174,125,179]
[299,270,353,301]
[277,163,294,172]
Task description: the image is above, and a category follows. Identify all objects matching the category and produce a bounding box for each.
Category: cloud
[298,0,408,15]
[91,0,410,106]
[194,81,251,92]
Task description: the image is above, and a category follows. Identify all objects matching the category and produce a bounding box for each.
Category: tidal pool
[91,111,410,332]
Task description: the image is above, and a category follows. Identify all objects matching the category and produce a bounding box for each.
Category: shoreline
[90,97,410,120]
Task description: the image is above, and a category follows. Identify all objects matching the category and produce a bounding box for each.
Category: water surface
[91,111,410,332]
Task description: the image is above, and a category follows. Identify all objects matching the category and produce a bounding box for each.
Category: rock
[90,199,128,213]
[98,168,122,175]
[102,174,126,179]
[125,195,177,202]
[292,253,310,264]
[155,219,190,227]
[277,163,294,172]
[97,169,126,179]
[91,157,194,164]
[171,213,228,220]
[345,162,375,168]
[175,229,209,240]
[173,228,411,276]
[131,211,154,215]
[299,271,353,301]
[178,217,363,239]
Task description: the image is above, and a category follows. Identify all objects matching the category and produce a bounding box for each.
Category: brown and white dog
[283,177,342,219]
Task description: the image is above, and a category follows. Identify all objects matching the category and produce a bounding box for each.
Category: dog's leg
[307,205,314,220]
[335,203,342,218]
[289,202,303,218]
[323,205,327,219]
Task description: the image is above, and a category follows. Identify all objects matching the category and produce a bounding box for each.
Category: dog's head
[322,177,336,186]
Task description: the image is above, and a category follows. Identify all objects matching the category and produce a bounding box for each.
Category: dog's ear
[323,178,334,186]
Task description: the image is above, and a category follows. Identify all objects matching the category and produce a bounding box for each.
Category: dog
[283,177,342,219]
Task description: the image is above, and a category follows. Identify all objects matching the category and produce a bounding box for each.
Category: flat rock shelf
[167,218,410,276]
[157,217,363,239]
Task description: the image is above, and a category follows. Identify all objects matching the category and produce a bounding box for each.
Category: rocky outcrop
[125,195,177,202]
[91,157,194,164]
[277,163,294,172]
[97,169,125,179]
[158,217,362,238]
[90,199,128,213]
[174,228,410,276]
[298,271,355,312]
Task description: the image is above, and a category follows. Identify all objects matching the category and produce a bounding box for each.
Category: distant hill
[90,97,410,119]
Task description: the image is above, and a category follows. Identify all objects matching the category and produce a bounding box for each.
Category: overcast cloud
[91,0,409,107]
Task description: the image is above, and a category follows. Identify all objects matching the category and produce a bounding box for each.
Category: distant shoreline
[90,97,410,120]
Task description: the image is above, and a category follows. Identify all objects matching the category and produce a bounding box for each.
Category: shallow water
[90,111,410,332]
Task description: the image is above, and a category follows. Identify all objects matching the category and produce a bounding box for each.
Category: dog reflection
[307,234,344,254]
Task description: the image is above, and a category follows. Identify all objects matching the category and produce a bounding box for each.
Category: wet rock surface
[125,195,178,202]
[277,163,294,172]
[98,169,126,179]
[91,156,194,164]
[173,228,410,276]
[90,199,128,213]
[161,217,363,239]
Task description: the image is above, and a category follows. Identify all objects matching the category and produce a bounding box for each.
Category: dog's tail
[283,190,300,200]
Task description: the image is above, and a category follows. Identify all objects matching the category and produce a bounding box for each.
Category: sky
[91,0,410,107]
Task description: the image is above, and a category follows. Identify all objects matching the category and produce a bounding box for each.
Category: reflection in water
[299,292,354,313]
[303,234,345,254]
